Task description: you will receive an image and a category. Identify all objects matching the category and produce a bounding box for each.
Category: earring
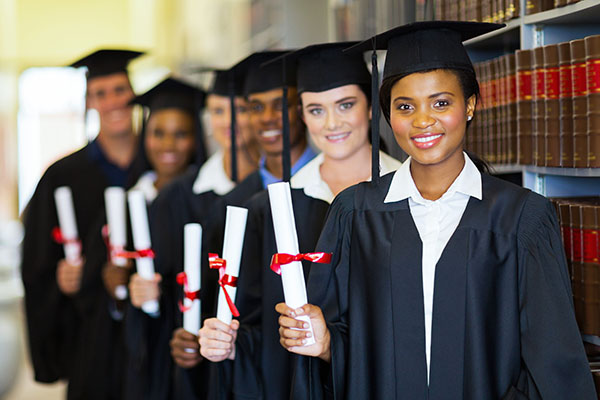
[467,115,473,121]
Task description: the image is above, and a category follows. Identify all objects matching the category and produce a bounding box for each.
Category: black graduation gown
[123,165,218,400]
[21,144,110,388]
[224,189,330,400]
[292,173,597,400]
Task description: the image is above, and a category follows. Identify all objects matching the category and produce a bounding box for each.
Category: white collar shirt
[384,152,482,383]
[192,150,235,196]
[130,171,158,203]
[291,151,403,204]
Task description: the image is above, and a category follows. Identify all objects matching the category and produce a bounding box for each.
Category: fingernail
[289,311,296,317]
[306,332,312,338]
[303,323,309,329]
[295,307,303,314]
[302,339,307,345]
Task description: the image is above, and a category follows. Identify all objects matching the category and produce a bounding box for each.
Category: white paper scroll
[183,223,202,334]
[127,190,159,315]
[216,206,248,325]
[267,181,315,345]
[104,187,128,300]
[54,186,82,265]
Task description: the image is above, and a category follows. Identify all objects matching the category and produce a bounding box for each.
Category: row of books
[466,34,600,167]
[551,197,600,337]
[434,0,581,22]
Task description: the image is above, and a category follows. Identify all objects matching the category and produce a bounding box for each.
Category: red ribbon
[176,272,201,312]
[100,224,154,259]
[270,252,332,275]
[51,226,80,246]
[208,253,239,317]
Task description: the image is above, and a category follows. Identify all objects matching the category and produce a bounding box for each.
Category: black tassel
[371,43,380,185]
[229,76,238,183]
[282,57,291,183]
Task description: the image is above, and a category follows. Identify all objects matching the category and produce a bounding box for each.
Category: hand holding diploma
[275,302,331,362]
[198,318,239,362]
[56,258,83,295]
[170,328,202,368]
[129,272,162,308]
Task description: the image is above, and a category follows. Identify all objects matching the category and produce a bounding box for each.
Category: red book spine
[559,41,573,167]
[571,39,588,168]
[586,35,600,167]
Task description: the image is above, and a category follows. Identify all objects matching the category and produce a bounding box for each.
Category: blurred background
[0,0,419,398]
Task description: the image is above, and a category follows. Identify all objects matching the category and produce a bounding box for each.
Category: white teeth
[261,130,281,138]
[326,133,350,141]
[413,134,442,143]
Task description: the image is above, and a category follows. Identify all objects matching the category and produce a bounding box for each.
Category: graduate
[198,42,401,399]
[20,49,143,395]
[276,21,598,399]
[70,77,205,400]
[126,67,258,400]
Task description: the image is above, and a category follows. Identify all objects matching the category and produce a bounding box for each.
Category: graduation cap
[345,21,503,184]
[278,41,371,94]
[232,51,295,96]
[130,77,208,171]
[69,49,144,80]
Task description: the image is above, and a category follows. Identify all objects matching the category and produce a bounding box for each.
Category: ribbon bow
[100,224,154,259]
[270,252,333,275]
[208,253,239,317]
[176,272,201,312]
[51,226,80,246]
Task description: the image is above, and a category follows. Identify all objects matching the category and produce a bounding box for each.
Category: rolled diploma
[216,206,248,325]
[105,187,128,300]
[183,223,202,335]
[54,186,81,265]
[267,182,315,345]
[127,190,159,315]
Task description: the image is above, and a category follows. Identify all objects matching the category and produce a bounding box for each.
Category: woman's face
[389,69,475,168]
[301,84,370,161]
[145,108,195,178]
[206,94,253,150]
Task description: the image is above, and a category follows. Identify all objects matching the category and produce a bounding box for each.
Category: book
[559,41,574,167]
[571,38,588,168]
[544,44,561,167]
[516,49,534,165]
[585,35,600,167]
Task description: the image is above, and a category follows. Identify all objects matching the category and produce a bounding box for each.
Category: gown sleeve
[517,192,597,399]
[291,188,354,400]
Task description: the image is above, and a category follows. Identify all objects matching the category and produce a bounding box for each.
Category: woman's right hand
[198,318,239,362]
[276,303,331,362]
[128,272,162,308]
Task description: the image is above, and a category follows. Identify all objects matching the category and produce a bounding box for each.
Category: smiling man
[20,49,143,396]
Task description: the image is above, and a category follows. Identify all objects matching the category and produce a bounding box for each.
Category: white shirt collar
[290,151,403,204]
[384,152,482,204]
[192,150,235,195]
[130,171,158,203]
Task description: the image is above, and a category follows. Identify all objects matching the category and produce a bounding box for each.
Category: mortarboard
[345,21,503,183]
[276,41,371,94]
[69,49,144,80]
[131,77,207,168]
[345,21,504,81]
[232,51,294,96]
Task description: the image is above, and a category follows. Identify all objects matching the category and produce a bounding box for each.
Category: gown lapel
[389,199,429,398]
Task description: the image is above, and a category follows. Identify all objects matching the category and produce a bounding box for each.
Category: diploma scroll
[216,206,248,325]
[105,187,128,300]
[183,223,202,334]
[127,190,159,315]
[54,186,82,265]
[267,182,315,345]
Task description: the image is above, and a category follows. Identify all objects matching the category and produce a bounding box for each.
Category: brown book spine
[571,39,588,168]
[489,59,499,163]
[558,42,574,167]
[498,0,506,22]
[581,205,599,336]
[543,0,555,11]
[482,0,492,22]
[544,44,561,167]
[474,0,483,21]
[566,0,580,4]
[506,54,518,163]
[585,35,600,167]
[526,0,542,15]
[532,46,546,166]
[459,0,468,21]
[498,55,508,163]
[555,0,567,7]
[517,49,534,165]
[570,203,585,327]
